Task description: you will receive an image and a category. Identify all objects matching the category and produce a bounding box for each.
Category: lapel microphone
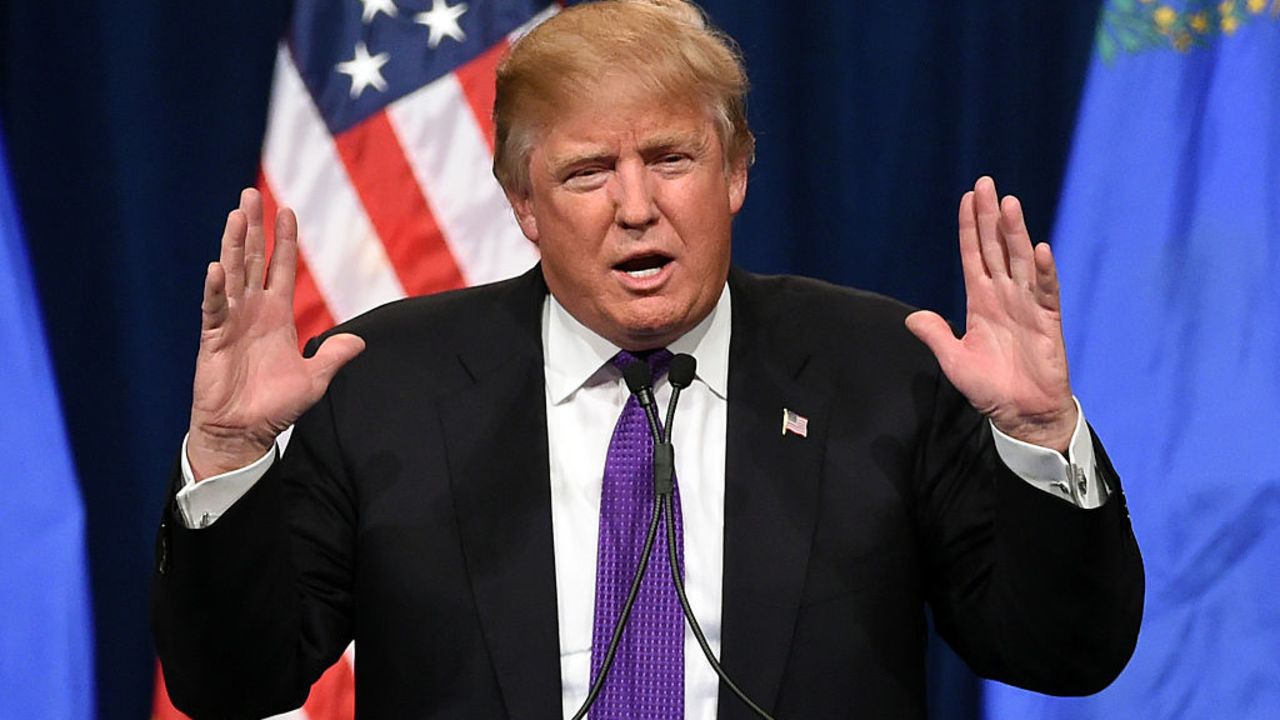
[574,353,776,720]
[659,354,697,494]
[622,358,679,497]
[622,352,697,496]
[623,359,663,447]
[659,354,775,719]
[571,356,672,720]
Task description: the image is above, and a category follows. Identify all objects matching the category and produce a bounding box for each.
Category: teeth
[625,267,661,279]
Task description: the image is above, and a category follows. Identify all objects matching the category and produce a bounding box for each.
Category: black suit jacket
[153,266,1143,719]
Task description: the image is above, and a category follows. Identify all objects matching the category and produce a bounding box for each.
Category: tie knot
[612,348,674,381]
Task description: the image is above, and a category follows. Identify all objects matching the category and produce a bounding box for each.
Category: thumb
[904,310,958,366]
[307,333,367,390]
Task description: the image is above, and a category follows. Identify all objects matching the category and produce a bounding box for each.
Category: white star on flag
[335,41,390,98]
[359,0,398,23]
[150,5,562,716]
[416,0,468,48]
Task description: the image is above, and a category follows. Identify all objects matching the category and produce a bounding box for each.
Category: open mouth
[614,253,672,279]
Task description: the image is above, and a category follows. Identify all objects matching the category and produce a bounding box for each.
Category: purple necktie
[589,349,685,719]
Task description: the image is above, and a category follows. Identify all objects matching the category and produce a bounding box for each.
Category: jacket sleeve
[151,383,356,719]
[914,367,1145,695]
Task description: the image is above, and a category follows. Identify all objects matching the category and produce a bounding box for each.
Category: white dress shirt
[543,286,731,719]
[176,283,1105,719]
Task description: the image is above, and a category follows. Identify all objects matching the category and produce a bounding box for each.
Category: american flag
[781,408,808,438]
[154,1,556,717]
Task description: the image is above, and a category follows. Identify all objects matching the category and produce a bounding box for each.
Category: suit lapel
[437,268,563,718]
[433,267,830,717]
[719,270,831,717]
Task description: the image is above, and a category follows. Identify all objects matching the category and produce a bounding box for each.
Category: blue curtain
[0,2,1099,717]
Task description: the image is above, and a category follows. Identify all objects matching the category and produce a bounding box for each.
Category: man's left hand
[905,176,1077,452]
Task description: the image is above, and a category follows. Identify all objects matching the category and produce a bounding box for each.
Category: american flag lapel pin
[781,408,809,437]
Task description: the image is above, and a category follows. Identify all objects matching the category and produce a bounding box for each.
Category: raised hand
[186,189,366,480]
[905,177,1077,452]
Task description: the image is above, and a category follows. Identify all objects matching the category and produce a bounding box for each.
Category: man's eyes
[561,167,607,190]
[559,154,693,186]
[569,156,686,172]
[653,154,694,172]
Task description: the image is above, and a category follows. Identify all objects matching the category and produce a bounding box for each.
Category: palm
[187,190,364,479]
[906,177,1076,451]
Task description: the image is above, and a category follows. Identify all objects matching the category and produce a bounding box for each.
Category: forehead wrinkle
[553,142,615,164]
[542,145,616,178]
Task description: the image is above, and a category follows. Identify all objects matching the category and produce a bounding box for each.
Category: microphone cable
[660,355,775,720]
[571,354,775,720]
[569,360,665,720]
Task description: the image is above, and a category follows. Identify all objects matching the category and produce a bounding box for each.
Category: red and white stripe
[260,33,540,346]
[154,7,557,720]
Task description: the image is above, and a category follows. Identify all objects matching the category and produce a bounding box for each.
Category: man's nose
[611,161,659,230]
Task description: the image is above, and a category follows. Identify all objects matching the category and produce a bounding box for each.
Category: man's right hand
[186,188,366,481]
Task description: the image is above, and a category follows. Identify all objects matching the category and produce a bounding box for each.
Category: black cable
[663,353,696,436]
[663,495,776,719]
[657,353,775,719]
[569,493,663,720]
[641,401,664,446]
[662,386,678,440]
[576,354,773,719]
[623,360,663,442]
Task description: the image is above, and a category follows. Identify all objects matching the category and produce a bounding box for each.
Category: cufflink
[1059,464,1090,505]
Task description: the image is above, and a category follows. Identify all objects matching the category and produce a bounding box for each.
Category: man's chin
[611,312,697,351]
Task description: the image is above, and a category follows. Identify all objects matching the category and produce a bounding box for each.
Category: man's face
[508,86,747,351]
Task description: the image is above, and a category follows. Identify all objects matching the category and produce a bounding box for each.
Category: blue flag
[984,2,1280,717]
[0,119,96,717]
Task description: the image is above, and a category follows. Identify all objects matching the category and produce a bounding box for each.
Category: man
[153,1,1143,718]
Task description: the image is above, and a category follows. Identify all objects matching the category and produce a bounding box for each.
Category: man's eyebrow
[547,148,615,174]
[639,130,708,154]
[545,129,710,173]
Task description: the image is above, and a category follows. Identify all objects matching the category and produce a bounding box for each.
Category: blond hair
[492,0,754,196]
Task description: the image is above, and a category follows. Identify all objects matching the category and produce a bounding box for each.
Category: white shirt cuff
[175,433,279,529]
[990,397,1109,509]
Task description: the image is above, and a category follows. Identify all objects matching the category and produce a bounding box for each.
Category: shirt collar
[542,283,732,404]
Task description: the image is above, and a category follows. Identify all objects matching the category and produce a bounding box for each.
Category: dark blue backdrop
[1,2,1098,717]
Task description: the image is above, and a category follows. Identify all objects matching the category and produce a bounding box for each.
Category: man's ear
[727,156,748,215]
[507,190,540,244]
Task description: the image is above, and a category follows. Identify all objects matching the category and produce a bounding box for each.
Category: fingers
[974,176,1008,278]
[1000,195,1035,286]
[267,206,299,298]
[241,188,267,292]
[968,177,1038,288]
[306,334,368,399]
[1033,242,1061,311]
[201,262,228,331]
[219,207,247,298]
[957,191,985,292]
